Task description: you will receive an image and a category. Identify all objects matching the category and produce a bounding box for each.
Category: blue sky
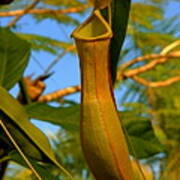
[2,0,180,133]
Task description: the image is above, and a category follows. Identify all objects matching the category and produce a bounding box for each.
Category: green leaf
[0,87,72,178]
[0,28,30,90]
[124,119,164,159]
[128,135,164,159]
[26,103,80,131]
[101,0,131,83]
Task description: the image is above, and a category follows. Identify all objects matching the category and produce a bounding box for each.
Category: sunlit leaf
[0,87,72,178]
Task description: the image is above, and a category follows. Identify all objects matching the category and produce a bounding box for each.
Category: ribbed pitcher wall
[72,10,133,180]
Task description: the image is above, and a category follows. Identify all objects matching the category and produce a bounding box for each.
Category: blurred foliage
[0,0,179,179]
[33,0,86,25]
[17,33,75,55]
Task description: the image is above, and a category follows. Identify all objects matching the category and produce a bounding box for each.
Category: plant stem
[18,79,31,105]
[0,161,8,180]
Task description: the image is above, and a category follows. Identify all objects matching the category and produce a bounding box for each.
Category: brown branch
[122,52,180,78]
[119,54,177,72]
[118,40,180,80]
[38,85,81,102]
[0,5,88,17]
[116,41,180,89]
[7,0,40,27]
[38,75,180,102]
[132,76,180,88]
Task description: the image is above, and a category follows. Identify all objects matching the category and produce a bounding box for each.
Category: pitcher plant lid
[71,10,113,41]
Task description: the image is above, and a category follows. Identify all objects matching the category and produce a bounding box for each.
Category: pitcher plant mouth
[71,10,112,41]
